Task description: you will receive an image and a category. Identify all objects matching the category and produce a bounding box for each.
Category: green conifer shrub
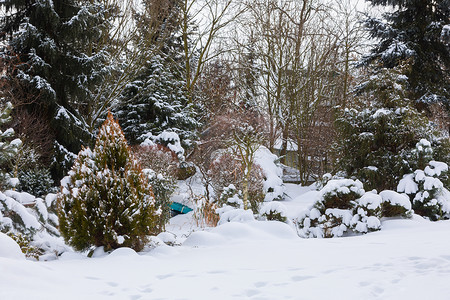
[0,102,22,189]
[57,112,160,252]
[334,66,433,191]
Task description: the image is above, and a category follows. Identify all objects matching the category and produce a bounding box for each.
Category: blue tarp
[170,202,193,214]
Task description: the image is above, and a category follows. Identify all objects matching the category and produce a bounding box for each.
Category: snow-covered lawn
[2,184,450,299]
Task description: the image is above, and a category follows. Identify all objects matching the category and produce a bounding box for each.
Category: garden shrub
[57,112,161,252]
[397,160,450,220]
[259,201,288,223]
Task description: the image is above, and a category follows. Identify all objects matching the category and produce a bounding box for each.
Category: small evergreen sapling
[57,112,160,252]
[0,102,22,189]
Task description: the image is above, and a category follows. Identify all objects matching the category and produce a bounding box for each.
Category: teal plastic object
[170,202,193,214]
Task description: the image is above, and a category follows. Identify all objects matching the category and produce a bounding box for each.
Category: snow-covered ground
[2,184,450,299]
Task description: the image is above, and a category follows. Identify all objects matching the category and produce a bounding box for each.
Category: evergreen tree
[0,0,113,179]
[0,102,22,189]
[363,0,450,125]
[334,65,435,191]
[115,0,198,147]
[57,112,160,252]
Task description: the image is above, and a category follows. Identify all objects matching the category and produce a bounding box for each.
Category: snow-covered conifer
[116,0,198,147]
[0,102,22,188]
[0,0,114,179]
[398,155,450,220]
[362,0,450,122]
[335,66,434,191]
[57,112,160,252]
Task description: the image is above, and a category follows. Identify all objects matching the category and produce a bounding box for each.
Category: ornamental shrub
[398,160,450,220]
[297,178,414,238]
[57,112,160,252]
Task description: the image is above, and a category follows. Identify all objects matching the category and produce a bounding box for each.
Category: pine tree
[334,65,434,191]
[115,0,198,147]
[0,0,113,179]
[363,0,450,125]
[57,112,160,252]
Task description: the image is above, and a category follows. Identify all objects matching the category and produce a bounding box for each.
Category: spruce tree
[363,0,450,125]
[0,0,113,179]
[334,65,433,191]
[57,112,160,252]
[115,0,198,147]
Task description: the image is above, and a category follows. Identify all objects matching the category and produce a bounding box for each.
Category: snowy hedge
[297,179,412,238]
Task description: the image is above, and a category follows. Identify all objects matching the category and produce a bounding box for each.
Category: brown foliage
[193,195,220,227]
[209,152,265,204]
[132,144,178,177]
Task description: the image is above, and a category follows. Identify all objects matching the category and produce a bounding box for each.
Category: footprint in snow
[207,270,226,274]
[139,286,153,293]
[85,276,100,280]
[291,275,314,282]
[254,282,267,288]
[157,274,174,280]
[371,286,384,297]
[359,281,371,287]
[245,289,260,297]
[107,281,119,287]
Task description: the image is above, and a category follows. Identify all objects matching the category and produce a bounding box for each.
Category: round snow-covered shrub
[217,184,244,209]
[217,207,255,225]
[379,190,413,218]
[397,160,450,220]
[351,192,382,233]
[297,179,383,238]
[57,112,161,252]
[259,201,288,223]
[317,179,365,210]
[0,191,63,258]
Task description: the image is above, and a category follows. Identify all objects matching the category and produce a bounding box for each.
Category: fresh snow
[0,233,24,260]
[2,184,450,299]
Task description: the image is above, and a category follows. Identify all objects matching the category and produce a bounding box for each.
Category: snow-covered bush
[6,232,41,260]
[18,167,55,197]
[0,191,62,258]
[334,66,436,191]
[57,112,161,252]
[209,151,265,212]
[379,190,413,218]
[0,232,24,260]
[298,179,366,238]
[297,177,416,238]
[142,168,176,230]
[398,160,450,220]
[133,145,178,178]
[133,145,178,231]
[218,184,244,209]
[141,131,186,160]
[259,202,288,223]
[217,207,255,225]
[254,146,286,202]
[297,178,416,238]
[0,102,22,189]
